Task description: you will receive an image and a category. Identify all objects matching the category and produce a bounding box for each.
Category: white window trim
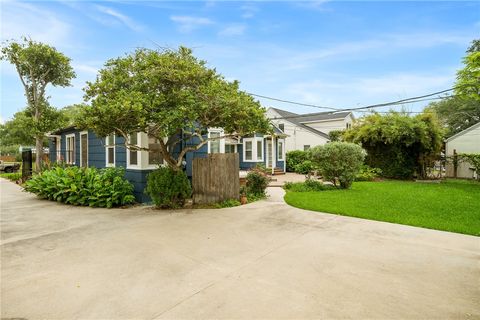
[277,139,285,161]
[79,131,88,167]
[65,133,75,165]
[55,136,62,162]
[126,132,141,169]
[126,133,167,170]
[207,128,225,154]
[243,137,264,162]
[105,134,115,167]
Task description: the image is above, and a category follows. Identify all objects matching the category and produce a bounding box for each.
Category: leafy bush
[246,170,269,196]
[145,166,192,208]
[458,153,480,179]
[246,192,267,202]
[294,160,315,175]
[355,165,382,181]
[284,179,332,192]
[24,166,135,207]
[0,172,22,181]
[286,150,308,172]
[215,199,241,208]
[309,142,365,189]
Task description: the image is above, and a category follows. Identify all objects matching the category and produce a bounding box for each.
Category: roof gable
[268,107,330,139]
[445,121,480,142]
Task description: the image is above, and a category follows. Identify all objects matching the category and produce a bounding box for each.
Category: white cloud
[95,5,143,32]
[1,1,72,46]
[240,4,258,19]
[218,24,246,36]
[170,15,214,33]
[277,31,473,71]
[72,63,99,75]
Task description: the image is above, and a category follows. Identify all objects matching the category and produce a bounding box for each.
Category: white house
[445,122,480,179]
[266,107,354,152]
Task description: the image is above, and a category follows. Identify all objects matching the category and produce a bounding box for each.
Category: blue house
[48,126,287,202]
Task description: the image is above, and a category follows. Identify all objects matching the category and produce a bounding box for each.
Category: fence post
[22,149,33,180]
[453,149,458,178]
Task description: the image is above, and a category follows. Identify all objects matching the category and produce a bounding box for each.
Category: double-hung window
[209,131,221,154]
[128,133,138,166]
[245,140,253,161]
[65,134,75,164]
[106,134,115,167]
[148,135,163,165]
[256,140,263,161]
[278,140,284,161]
[243,137,264,162]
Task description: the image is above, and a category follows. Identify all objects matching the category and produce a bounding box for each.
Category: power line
[250,87,456,120]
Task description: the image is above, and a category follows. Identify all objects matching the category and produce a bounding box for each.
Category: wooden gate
[192,153,240,204]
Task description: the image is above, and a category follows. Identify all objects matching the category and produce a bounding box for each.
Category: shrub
[294,160,315,175]
[284,179,332,192]
[145,166,192,208]
[215,199,241,208]
[309,142,365,189]
[246,170,269,196]
[329,130,344,142]
[24,166,135,207]
[286,150,308,172]
[0,172,22,181]
[355,165,382,181]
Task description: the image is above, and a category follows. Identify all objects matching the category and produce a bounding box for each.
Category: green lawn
[284,179,480,236]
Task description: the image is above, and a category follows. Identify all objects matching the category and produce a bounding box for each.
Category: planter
[240,195,247,205]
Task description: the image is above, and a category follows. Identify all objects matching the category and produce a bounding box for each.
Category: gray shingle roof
[269,107,353,139]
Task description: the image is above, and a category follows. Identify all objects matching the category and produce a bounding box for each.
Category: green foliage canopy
[455,39,480,102]
[79,47,271,169]
[425,96,480,138]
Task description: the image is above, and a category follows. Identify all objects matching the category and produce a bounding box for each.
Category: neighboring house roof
[445,121,480,143]
[297,111,352,123]
[50,125,77,136]
[268,107,341,140]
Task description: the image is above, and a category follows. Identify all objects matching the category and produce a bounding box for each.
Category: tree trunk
[35,136,44,172]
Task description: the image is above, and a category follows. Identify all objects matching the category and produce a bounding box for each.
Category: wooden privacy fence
[192,153,240,204]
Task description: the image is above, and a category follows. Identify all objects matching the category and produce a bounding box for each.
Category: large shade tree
[79,47,271,170]
[455,39,480,102]
[425,96,480,137]
[1,38,75,170]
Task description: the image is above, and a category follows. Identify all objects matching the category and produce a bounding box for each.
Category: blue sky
[1,0,478,122]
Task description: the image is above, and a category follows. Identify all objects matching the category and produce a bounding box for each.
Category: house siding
[49,127,284,203]
[87,130,106,168]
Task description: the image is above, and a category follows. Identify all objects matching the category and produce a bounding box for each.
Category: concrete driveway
[1,179,479,319]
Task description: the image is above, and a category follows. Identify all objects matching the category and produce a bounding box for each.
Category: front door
[266,139,273,168]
